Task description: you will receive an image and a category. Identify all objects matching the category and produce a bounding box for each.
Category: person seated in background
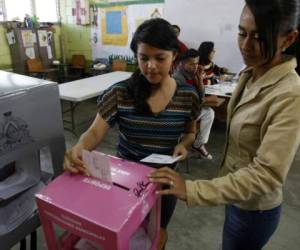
[173,49,214,159]
[198,41,229,85]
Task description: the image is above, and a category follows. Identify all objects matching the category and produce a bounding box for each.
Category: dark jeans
[145,162,178,229]
[160,185,177,229]
[222,204,282,250]
[117,153,177,229]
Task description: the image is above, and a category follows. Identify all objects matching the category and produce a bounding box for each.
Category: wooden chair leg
[20,238,26,250]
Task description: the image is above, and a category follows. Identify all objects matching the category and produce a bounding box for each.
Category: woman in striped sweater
[64,18,200,250]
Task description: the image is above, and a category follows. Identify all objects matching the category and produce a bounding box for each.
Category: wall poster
[101,6,128,46]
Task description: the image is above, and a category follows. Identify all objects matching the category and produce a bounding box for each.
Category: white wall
[164,0,245,73]
[92,0,245,73]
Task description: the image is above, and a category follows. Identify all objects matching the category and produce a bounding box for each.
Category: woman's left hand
[149,167,187,201]
[173,143,188,161]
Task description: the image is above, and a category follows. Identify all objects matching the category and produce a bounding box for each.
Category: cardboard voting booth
[36,154,161,250]
[0,70,65,248]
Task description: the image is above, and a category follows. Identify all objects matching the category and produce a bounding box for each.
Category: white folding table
[59,71,132,134]
[204,81,238,122]
[204,81,237,97]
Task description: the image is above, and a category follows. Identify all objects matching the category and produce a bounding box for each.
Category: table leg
[20,238,26,250]
[30,230,37,250]
[61,101,80,135]
[70,101,75,133]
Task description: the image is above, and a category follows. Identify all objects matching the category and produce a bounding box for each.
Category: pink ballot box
[35,155,160,250]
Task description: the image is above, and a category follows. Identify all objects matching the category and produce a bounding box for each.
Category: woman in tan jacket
[150,0,300,249]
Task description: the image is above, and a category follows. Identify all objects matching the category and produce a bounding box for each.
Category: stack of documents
[205,82,237,97]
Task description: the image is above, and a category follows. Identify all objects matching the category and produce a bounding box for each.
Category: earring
[282,47,286,52]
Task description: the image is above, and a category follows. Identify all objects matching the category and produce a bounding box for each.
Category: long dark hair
[295,28,300,75]
[198,41,214,65]
[245,0,300,60]
[128,18,179,114]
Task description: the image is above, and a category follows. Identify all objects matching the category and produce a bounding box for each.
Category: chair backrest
[27,58,44,73]
[111,59,127,71]
[71,54,86,68]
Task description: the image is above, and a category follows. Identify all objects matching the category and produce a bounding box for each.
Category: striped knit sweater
[97,80,200,162]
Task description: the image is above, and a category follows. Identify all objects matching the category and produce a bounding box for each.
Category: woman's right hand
[63,145,88,175]
[149,167,187,201]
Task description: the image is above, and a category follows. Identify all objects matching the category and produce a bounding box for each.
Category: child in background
[173,49,214,159]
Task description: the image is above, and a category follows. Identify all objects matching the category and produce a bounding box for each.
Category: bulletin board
[91,3,164,58]
[92,0,254,73]
[101,6,128,46]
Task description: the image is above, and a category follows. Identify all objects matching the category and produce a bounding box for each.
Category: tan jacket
[186,57,300,210]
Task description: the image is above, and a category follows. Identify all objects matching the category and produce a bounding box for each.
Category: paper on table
[205,82,237,97]
[140,154,182,164]
[82,150,112,184]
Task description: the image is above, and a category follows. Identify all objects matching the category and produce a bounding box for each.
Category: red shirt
[178,39,188,54]
[186,78,197,86]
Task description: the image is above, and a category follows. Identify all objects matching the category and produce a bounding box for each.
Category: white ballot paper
[140,154,182,164]
[82,150,112,183]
